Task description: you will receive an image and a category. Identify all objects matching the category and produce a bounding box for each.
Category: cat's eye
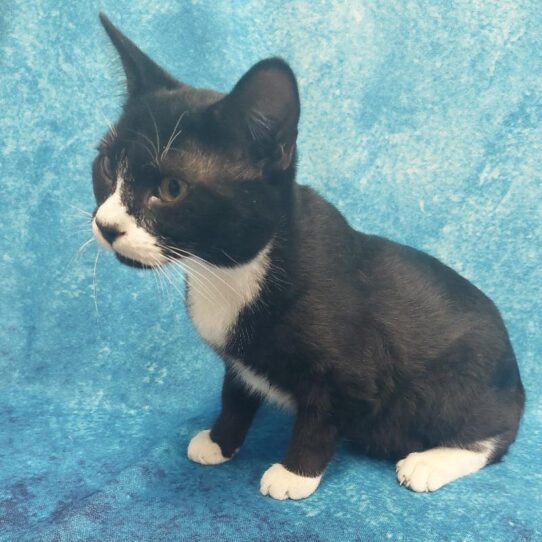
[101,155,114,179]
[158,177,188,203]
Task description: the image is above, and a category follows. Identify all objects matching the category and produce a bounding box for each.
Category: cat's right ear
[99,13,180,97]
[215,58,300,171]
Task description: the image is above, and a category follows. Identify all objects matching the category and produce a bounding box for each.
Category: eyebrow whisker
[161,111,186,161]
[144,102,162,167]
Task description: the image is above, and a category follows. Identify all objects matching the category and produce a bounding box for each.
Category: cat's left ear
[217,58,300,171]
[99,12,181,97]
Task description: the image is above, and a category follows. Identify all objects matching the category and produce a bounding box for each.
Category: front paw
[187,429,230,465]
[260,463,322,500]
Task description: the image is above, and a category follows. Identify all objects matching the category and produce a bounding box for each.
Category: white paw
[187,430,230,465]
[396,452,448,492]
[260,463,322,500]
[396,447,489,492]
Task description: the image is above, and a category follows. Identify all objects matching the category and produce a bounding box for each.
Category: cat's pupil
[168,179,180,197]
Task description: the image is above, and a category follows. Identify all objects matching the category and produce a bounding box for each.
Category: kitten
[92,14,524,500]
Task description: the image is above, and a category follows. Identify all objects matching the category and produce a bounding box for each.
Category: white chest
[185,244,271,349]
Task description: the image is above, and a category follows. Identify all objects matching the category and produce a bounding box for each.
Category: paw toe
[408,463,433,492]
[396,449,471,493]
[187,429,229,465]
[260,463,321,501]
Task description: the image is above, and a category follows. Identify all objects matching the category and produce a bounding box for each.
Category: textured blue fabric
[1,1,541,540]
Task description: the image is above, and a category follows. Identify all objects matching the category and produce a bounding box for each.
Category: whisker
[44,194,93,219]
[92,249,102,316]
[166,247,245,301]
[161,111,186,161]
[164,255,222,299]
[97,110,118,138]
[159,261,189,301]
[61,236,95,281]
[77,237,95,257]
[66,227,93,240]
[66,203,93,217]
[154,257,178,305]
[162,256,216,305]
[69,216,92,227]
[128,129,160,167]
[221,250,241,266]
[156,243,226,301]
[133,137,158,166]
[148,256,164,302]
[144,103,161,166]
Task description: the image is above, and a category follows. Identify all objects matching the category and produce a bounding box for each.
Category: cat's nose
[96,221,125,244]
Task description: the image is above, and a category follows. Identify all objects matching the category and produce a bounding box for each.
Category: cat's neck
[184,243,273,349]
[184,179,301,350]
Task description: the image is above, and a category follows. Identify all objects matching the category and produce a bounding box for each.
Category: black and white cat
[92,14,524,500]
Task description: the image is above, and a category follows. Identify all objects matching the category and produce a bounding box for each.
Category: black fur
[94,14,524,481]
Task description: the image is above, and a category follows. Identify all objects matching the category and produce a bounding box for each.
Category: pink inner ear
[274,143,296,171]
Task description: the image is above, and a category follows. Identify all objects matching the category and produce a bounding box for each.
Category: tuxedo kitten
[92,14,524,500]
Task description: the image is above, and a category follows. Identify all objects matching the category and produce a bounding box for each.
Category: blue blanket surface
[1,1,541,540]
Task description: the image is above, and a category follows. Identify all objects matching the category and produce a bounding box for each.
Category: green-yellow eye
[158,177,188,203]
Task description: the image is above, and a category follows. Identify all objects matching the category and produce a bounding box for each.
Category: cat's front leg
[188,370,261,465]
[260,391,338,500]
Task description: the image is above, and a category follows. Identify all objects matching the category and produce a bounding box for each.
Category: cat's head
[92,13,299,269]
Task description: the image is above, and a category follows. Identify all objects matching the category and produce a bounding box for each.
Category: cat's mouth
[115,253,154,269]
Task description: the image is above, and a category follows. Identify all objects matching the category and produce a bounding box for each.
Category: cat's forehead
[121,87,220,137]
[115,90,261,184]
[159,143,262,184]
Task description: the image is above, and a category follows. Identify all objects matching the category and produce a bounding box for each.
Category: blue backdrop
[1,1,541,540]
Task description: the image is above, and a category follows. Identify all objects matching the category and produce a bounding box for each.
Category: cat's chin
[115,253,154,269]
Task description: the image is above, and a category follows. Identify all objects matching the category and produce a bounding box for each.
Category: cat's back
[293,184,511,352]
[294,183,488,308]
[356,231,502,323]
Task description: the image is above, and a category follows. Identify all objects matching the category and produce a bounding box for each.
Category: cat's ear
[99,12,180,96]
[218,58,300,171]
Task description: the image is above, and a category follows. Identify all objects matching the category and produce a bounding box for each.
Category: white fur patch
[186,243,272,348]
[260,463,322,500]
[229,359,295,409]
[396,438,496,492]
[92,177,166,266]
[187,429,230,465]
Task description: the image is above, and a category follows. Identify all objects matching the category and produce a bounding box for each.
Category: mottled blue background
[1,1,541,540]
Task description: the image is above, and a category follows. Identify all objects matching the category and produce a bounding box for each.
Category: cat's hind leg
[395,438,499,492]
